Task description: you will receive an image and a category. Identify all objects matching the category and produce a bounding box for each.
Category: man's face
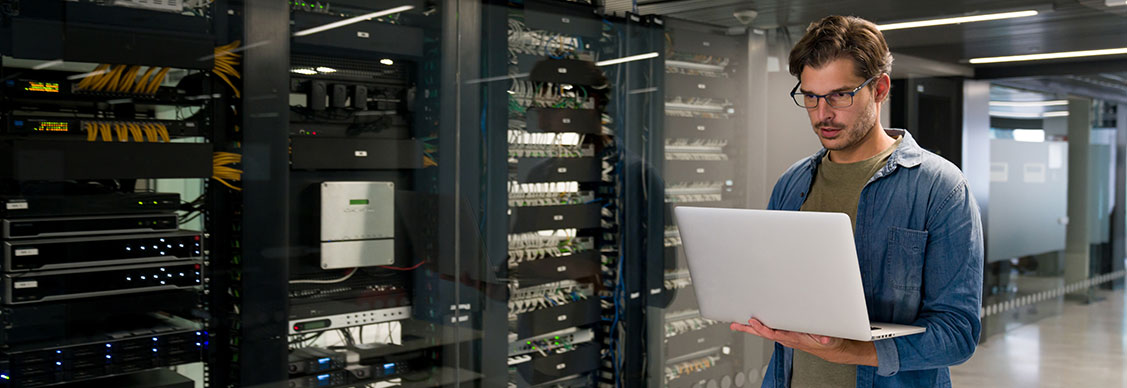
[798,58,883,152]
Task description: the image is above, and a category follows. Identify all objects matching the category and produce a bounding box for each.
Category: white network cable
[665,139,729,161]
[664,181,725,203]
[664,226,682,247]
[665,316,718,338]
[507,130,591,158]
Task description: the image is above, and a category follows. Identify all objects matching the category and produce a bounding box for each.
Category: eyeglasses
[790,75,880,109]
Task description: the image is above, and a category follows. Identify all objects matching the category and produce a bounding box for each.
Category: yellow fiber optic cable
[76,64,109,90]
[146,67,171,95]
[157,124,171,142]
[129,123,144,142]
[85,122,97,141]
[118,66,141,93]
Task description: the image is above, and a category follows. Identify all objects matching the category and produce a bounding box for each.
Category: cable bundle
[75,64,171,95]
[212,152,242,191]
[212,41,242,98]
[83,122,171,142]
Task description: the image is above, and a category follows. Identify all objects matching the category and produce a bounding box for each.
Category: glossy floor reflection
[951,288,1127,388]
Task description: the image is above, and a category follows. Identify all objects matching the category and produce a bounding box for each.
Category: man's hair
[788,15,892,83]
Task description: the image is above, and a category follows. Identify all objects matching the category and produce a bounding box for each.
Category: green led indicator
[554,336,560,340]
[152,201,158,205]
[349,199,369,205]
[138,201,144,205]
[526,341,531,345]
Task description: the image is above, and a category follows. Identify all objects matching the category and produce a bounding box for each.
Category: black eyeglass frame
[790,74,881,109]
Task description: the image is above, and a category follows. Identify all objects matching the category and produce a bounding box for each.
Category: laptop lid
[673,206,874,341]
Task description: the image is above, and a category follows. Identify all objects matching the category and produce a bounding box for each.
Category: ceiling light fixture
[989,111,1069,118]
[293,5,414,37]
[970,47,1127,64]
[877,10,1038,31]
[989,100,1068,107]
[595,52,659,67]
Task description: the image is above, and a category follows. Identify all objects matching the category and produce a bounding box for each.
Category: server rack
[646,19,768,388]
[0,1,230,386]
[267,2,485,387]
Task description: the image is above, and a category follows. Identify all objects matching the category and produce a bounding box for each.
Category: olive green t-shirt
[790,136,901,388]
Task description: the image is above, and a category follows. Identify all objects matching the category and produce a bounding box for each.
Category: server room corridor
[952,289,1127,388]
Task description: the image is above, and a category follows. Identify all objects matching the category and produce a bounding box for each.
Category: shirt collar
[806,128,922,170]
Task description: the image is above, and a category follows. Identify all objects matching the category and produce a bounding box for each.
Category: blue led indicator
[55,362,62,366]
[105,355,111,359]
[56,350,62,354]
[14,121,23,127]
[317,374,329,381]
[106,344,112,348]
[152,337,158,341]
[153,348,158,352]
[318,357,331,364]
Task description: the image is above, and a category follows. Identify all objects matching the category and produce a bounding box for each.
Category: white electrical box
[320,182,395,269]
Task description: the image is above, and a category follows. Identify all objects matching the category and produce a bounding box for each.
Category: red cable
[379,261,427,271]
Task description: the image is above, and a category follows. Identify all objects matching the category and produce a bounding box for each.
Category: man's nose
[813,101,834,123]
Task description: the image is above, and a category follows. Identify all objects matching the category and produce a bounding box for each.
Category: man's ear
[874,74,891,103]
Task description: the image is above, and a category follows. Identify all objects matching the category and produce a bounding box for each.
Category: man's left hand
[730,319,878,367]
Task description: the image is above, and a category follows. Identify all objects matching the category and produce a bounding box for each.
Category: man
[729,15,984,388]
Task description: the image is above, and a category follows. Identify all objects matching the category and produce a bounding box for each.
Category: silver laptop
[673,206,925,342]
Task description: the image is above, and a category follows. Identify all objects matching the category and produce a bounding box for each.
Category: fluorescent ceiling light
[293,5,414,37]
[989,100,1068,107]
[970,47,1127,64]
[596,52,659,67]
[877,10,1038,31]
[989,111,1069,118]
[665,60,725,72]
[1012,129,1045,142]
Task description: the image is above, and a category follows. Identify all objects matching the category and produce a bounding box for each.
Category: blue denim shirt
[761,129,983,388]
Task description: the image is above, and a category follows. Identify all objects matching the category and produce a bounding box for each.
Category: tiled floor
[951,288,1127,388]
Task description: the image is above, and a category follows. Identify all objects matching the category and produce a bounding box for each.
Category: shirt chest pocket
[886,226,928,291]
